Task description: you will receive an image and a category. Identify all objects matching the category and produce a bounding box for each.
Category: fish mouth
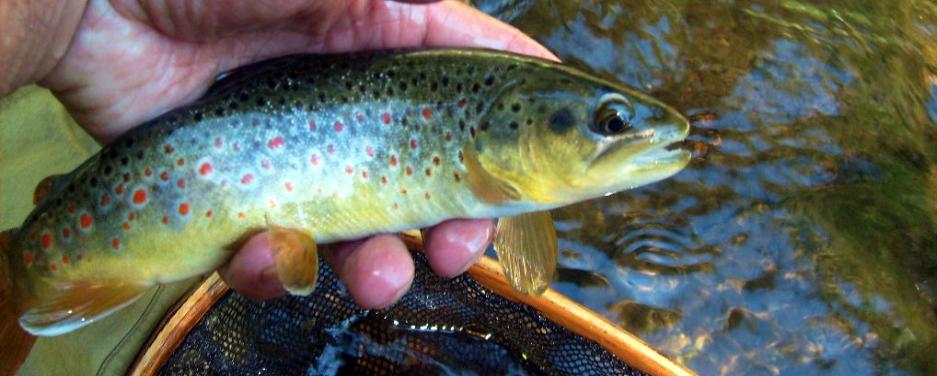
[630,140,691,168]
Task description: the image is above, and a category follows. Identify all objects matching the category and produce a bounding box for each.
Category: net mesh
[158,253,645,375]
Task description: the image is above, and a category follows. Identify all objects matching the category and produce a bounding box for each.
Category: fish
[0,48,690,359]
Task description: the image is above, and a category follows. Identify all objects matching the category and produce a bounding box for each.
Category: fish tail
[0,228,35,376]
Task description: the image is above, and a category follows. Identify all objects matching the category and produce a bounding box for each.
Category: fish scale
[1,49,691,337]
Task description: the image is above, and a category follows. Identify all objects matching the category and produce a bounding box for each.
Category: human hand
[38,0,556,308]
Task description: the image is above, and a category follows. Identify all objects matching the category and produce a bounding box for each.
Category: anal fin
[19,280,148,336]
[493,211,558,296]
[268,224,319,296]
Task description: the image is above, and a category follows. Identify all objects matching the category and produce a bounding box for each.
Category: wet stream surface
[476,1,937,374]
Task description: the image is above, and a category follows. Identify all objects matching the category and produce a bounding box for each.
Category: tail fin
[0,229,35,376]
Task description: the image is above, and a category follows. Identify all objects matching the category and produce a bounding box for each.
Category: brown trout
[0,49,690,342]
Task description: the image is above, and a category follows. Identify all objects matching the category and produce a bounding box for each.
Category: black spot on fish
[512,103,522,112]
[471,83,480,93]
[215,107,225,116]
[89,177,98,187]
[124,138,134,148]
[430,82,438,92]
[136,150,145,160]
[456,83,464,92]
[509,121,519,130]
[319,93,327,103]
[459,119,466,132]
[480,121,489,131]
[475,102,484,114]
[399,82,408,92]
[239,92,249,102]
[194,112,204,122]
[549,108,575,133]
[442,76,450,87]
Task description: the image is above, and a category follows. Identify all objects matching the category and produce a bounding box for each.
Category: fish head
[470,70,690,207]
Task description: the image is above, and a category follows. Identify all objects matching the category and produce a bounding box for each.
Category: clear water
[475,0,937,375]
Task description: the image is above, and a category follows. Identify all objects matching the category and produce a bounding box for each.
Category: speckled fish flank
[0,49,691,336]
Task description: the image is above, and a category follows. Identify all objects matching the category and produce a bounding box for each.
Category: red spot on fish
[285,182,293,192]
[238,212,246,220]
[310,154,320,166]
[206,210,213,218]
[261,159,272,169]
[23,252,33,266]
[62,228,71,238]
[309,119,317,131]
[177,158,185,166]
[381,176,388,185]
[164,145,175,154]
[111,238,121,250]
[327,144,336,154]
[458,99,467,108]
[215,138,223,148]
[122,222,131,231]
[144,167,153,177]
[268,136,285,149]
[50,263,57,272]
[334,121,344,132]
[381,113,392,124]
[410,139,418,149]
[366,145,375,157]
[132,189,147,204]
[162,216,169,224]
[345,165,353,175]
[115,184,125,195]
[76,255,82,261]
[40,233,52,249]
[241,174,254,185]
[67,205,76,214]
[433,156,441,166]
[160,171,170,181]
[179,202,190,216]
[62,255,69,264]
[80,213,93,229]
[199,162,213,176]
[389,155,398,166]
[405,166,413,176]
[177,179,185,189]
[422,108,433,120]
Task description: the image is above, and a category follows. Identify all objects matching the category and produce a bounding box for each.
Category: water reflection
[481,0,937,374]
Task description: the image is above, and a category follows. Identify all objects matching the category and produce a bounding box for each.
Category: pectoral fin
[268,224,319,295]
[19,280,148,336]
[493,211,558,296]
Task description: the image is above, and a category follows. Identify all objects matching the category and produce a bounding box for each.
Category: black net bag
[156,252,647,375]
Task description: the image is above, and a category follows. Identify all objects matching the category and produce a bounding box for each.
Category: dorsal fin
[32,174,65,205]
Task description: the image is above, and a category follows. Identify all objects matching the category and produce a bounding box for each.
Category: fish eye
[591,95,633,136]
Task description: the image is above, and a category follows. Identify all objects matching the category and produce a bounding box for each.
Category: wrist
[0,0,88,96]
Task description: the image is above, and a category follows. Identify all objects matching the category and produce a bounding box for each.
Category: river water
[474,0,937,375]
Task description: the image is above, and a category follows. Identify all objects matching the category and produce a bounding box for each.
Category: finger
[217,232,286,301]
[327,235,415,308]
[423,218,493,278]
